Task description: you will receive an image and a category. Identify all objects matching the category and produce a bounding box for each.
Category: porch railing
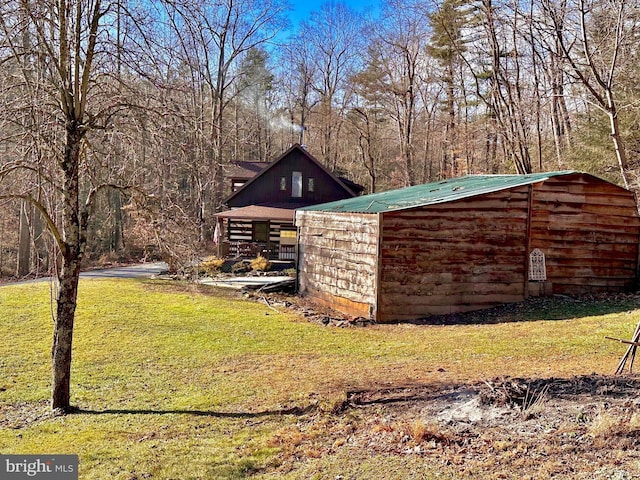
[227,242,295,261]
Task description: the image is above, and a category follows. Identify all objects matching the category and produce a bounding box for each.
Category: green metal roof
[298,171,578,214]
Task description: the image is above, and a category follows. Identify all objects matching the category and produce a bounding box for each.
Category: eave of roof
[298,171,579,214]
[214,205,295,222]
[227,161,269,178]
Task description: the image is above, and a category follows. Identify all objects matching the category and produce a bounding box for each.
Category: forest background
[1,0,639,278]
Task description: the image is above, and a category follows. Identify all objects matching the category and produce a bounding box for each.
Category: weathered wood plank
[545,256,637,268]
[380,281,525,296]
[531,229,639,244]
[531,240,638,254]
[533,178,633,196]
[382,236,527,249]
[300,288,373,318]
[533,202,640,217]
[545,264,636,277]
[534,191,635,207]
[382,222,528,237]
[531,212,640,229]
[299,243,378,260]
[303,269,377,288]
[296,211,378,231]
[302,276,376,303]
[381,249,526,264]
[551,281,634,295]
[385,209,529,221]
[535,183,629,195]
[380,270,525,284]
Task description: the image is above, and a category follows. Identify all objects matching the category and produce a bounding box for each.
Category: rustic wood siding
[296,211,378,318]
[377,188,530,321]
[530,174,640,294]
[227,220,293,244]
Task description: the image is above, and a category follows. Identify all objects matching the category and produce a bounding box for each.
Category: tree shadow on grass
[71,404,317,418]
[408,292,640,326]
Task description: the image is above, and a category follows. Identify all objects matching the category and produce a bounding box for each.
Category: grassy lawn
[1,279,638,479]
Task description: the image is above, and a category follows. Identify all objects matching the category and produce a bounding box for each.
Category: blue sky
[287,0,379,27]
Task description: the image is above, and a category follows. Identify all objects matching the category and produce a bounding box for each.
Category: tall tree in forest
[437,0,537,174]
[538,0,637,187]
[161,0,288,239]
[297,1,364,169]
[480,0,534,174]
[368,0,431,186]
[0,0,150,412]
[278,38,318,146]
[349,56,389,193]
[234,47,276,162]
[428,0,469,178]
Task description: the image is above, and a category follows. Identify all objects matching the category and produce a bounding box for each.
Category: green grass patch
[0,279,638,478]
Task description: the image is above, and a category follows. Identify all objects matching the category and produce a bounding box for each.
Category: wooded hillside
[1,0,639,276]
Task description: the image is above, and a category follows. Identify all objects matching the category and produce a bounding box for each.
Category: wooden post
[635,191,640,287]
[608,320,640,374]
[523,184,534,299]
[374,212,383,322]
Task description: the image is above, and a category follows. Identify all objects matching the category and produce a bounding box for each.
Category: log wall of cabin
[227,219,295,257]
[530,174,640,294]
[296,211,379,318]
[377,188,531,321]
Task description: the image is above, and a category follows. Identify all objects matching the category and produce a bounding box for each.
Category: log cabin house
[215,144,362,260]
[296,171,640,322]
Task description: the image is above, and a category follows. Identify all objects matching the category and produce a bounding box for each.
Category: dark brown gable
[225,144,356,209]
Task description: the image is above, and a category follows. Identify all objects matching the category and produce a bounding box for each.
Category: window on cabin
[280,176,286,191]
[252,221,269,243]
[292,171,302,197]
[308,177,315,192]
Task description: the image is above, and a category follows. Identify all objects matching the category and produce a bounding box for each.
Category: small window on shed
[252,221,269,243]
[280,176,286,191]
[529,249,547,281]
[308,177,315,192]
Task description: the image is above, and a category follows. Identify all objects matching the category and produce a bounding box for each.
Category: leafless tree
[0,0,156,412]
[296,1,364,170]
[160,0,288,240]
[538,0,637,187]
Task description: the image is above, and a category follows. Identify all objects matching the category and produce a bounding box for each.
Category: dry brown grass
[589,407,640,449]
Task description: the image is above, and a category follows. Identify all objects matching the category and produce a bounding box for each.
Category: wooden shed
[295,172,640,322]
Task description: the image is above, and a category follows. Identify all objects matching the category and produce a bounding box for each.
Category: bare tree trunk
[607,98,630,188]
[17,200,31,276]
[52,129,85,412]
[111,190,123,252]
[51,259,80,411]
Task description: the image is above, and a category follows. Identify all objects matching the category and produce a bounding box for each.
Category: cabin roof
[227,161,269,179]
[298,171,588,214]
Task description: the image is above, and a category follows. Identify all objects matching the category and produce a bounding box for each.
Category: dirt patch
[0,401,52,429]
[271,375,640,479]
